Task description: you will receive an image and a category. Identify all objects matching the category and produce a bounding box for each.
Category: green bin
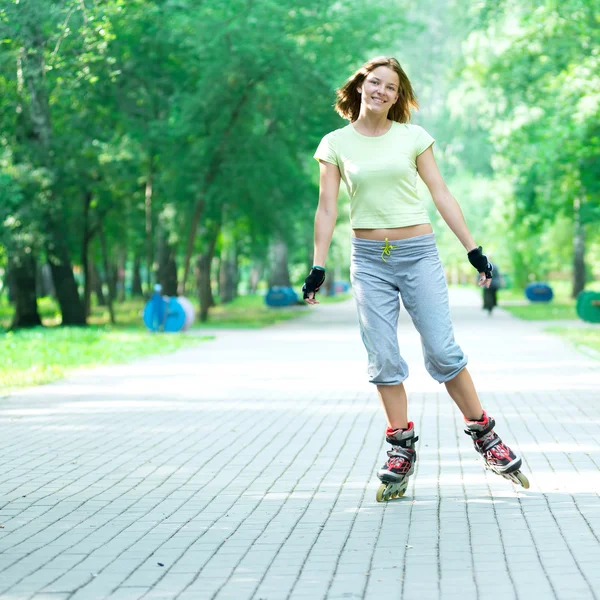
[576,290,600,323]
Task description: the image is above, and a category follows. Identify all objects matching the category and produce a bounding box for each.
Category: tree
[456,0,600,294]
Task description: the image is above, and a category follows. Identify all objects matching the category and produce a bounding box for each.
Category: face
[358,66,400,113]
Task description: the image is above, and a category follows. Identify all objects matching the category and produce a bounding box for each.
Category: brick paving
[1,289,599,600]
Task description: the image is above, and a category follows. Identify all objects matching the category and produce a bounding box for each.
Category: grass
[493,282,600,359]
[450,282,600,359]
[0,290,353,392]
[500,301,578,320]
[196,295,304,328]
[545,326,600,355]
[0,327,213,393]
[199,292,352,328]
[497,280,600,321]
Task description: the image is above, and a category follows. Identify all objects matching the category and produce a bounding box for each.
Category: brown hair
[335,56,418,123]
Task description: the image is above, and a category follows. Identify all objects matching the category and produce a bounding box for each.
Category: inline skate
[376,422,418,502]
[464,411,529,489]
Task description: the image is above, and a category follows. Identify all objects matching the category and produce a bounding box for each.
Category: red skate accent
[386,456,412,474]
[486,442,513,463]
[465,411,488,426]
[386,421,414,437]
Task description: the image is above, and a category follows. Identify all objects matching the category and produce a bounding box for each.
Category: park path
[1,289,600,600]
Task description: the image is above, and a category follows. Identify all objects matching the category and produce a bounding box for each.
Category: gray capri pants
[350,233,467,385]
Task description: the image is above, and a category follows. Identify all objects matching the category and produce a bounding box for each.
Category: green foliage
[0,326,212,392]
[456,0,600,282]
[0,0,415,323]
[396,1,599,290]
[2,0,596,325]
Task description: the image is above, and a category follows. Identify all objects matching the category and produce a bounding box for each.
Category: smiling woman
[301,55,530,501]
[335,56,417,124]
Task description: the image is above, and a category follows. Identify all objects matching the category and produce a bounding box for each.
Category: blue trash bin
[143,285,187,332]
[525,282,554,303]
[265,286,299,307]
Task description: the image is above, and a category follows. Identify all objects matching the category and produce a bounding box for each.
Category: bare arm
[304,160,340,305]
[417,147,490,288]
[313,160,341,267]
[416,147,477,251]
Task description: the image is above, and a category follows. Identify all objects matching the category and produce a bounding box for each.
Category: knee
[368,354,408,386]
[423,343,468,383]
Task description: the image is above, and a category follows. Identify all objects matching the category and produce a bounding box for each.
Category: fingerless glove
[467,247,493,279]
[302,267,326,299]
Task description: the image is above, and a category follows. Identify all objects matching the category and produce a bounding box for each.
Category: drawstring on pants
[380,238,397,262]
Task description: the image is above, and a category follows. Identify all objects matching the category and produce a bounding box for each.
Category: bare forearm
[313,207,337,267]
[434,190,477,251]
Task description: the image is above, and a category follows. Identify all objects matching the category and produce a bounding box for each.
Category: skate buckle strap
[380,238,397,262]
[478,430,503,453]
[464,415,496,438]
[404,435,418,447]
[387,446,416,461]
[387,434,419,447]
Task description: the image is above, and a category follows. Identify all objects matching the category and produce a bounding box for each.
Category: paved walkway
[1,290,599,600]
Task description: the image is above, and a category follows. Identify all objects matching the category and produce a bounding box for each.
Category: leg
[351,237,418,500]
[483,288,494,314]
[444,368,483,421]
[350,250,409,388]
[377,383,408,429]
[396,241,468,385]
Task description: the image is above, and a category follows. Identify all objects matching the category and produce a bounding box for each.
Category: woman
[302,57,528,501]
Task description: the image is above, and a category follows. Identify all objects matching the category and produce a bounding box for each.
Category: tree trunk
[107,260,118,305]
[219,248,238,304]
[132,255,143,297]
[145,157,154,293]
[268,238,291,287]
[196,227,220,321]
[181,194,205,294]
[248,264,262,295]
[99,222,116,325]
[181,81,264,292]
[196,254,211,322]
[157,233,178,296]
[91,263,106,306]
[46,239,86,326]
[117,258,126,303]
[84,257,93,317]
[9,251,42,329]
[572,197,586,298]
[19,13,86,326]
[18,23,52,153]
[82,190,93,316]
[36,263,54,298]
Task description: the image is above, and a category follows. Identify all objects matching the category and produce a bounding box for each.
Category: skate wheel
[376,484,387,502]
[515,472,530,489]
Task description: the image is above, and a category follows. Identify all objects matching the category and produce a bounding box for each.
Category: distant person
[482,262,504,315]
[302,56,528,501]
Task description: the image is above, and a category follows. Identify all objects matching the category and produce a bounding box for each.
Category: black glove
[302,267,326,300]
[467,246,493,279]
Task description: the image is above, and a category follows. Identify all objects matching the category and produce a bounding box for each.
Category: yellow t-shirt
[314,121,435,229]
